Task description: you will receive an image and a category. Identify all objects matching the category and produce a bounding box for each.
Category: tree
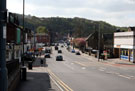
[36,26,48,33]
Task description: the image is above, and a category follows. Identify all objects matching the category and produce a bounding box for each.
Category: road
[45,46,135,91]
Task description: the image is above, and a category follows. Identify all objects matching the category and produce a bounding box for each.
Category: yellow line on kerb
[47,69,73,91]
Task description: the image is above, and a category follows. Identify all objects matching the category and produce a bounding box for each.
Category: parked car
[76,51,81,55]
[56,55,63,61]
[71,49,75,53]
[44,53,51,58]
[58,50,62,53]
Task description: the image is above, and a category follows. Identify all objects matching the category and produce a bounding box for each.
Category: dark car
[76,51,81,55]
[56,55,63,61]
[55,46,58,50]
[45,49,51,54]
[61,45,64,48]
[58,50,62,53]
[44,53,51,58]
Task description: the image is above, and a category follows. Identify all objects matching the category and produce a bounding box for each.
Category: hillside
[17,14,127,38]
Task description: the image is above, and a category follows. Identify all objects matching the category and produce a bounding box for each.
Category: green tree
[36,26,48,33]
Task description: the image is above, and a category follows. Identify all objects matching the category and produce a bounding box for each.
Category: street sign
[3,26,6,39]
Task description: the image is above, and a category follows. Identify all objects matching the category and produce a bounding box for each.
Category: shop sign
[116,45,120,48]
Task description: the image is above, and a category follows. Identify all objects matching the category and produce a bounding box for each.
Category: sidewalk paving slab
[16,58,60,91]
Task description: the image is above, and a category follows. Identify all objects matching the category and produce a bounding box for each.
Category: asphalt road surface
[46,46,135,91]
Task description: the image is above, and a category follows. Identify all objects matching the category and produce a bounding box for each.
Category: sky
[7,0,135,27]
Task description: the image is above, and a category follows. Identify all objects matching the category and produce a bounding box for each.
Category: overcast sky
[7,0,135,27]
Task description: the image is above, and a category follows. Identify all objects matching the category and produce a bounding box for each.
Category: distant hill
[17,14,128,38]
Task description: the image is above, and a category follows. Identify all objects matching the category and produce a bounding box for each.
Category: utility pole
[0,0,8,91]
[98,23,100,62]
[22,0,25,66]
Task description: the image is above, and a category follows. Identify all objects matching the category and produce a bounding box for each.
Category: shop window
[121,49,128,56]
[6,50,9,61]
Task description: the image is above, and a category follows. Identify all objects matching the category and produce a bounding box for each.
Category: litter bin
[28,61,33,70]
[21,66,27,80]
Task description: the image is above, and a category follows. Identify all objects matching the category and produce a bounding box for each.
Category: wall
[114,31,134,46]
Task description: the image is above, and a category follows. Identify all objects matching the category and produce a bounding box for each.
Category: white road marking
[106,71,117,74]
[71,63,74,65]
[99,67,106,70]
[82,67,86,69]
[118,75,131,79]
[113,72,120,75]
[99,69,105,71]
[129,76,134,78]
[63,62,74,70]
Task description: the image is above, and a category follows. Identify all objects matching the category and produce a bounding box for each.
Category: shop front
[120,49,129,60]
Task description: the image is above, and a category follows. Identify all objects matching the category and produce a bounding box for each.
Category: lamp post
[22,0,25,66]
[98,23,100,62]
[0,0,8,91]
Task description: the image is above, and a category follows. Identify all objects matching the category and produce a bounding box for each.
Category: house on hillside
[114,27,135,63]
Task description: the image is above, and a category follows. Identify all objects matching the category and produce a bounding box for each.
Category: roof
[85,31,98,41]
[85,34,92,41]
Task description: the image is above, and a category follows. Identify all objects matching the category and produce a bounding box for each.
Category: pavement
[16,57,60,91]
[73,47,135,68]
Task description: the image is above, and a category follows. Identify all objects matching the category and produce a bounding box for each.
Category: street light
[22,0,25,66]
[0,0,8,91]
[98,23,100,62]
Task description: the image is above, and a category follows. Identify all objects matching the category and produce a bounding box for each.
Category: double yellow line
[47,68,73,91]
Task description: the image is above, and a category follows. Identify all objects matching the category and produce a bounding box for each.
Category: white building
[114,27,135,63]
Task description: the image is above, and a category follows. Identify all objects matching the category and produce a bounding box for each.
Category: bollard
[21,66,27,81]
[40,59,44,64]
[28,61,33,70]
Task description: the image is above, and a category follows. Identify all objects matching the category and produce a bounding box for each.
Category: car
[44,53,51,58]
[45,49,51,53]
[55,46,58,50]
[61,45,64,48]
[71,49,75,53]
[56,55,63,61]
[58,50,62,53]
[76,51,81,55]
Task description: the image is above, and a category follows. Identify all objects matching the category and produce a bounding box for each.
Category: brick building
[36,33,50,44]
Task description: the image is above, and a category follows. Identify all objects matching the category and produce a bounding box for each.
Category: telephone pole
[0,0,8,91]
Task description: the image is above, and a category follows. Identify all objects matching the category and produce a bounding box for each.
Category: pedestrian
[40,59,44,66]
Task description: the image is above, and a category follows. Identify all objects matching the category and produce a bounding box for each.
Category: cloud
[7,0,135,26]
